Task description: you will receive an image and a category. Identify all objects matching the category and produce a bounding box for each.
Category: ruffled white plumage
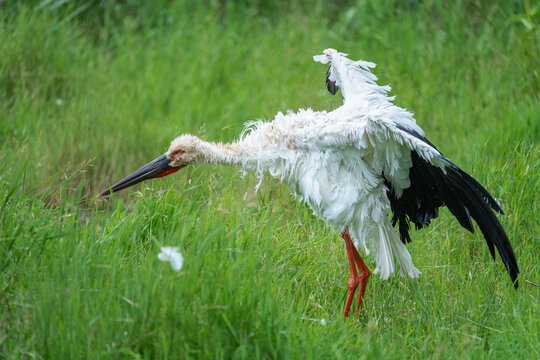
[236,50,447,279]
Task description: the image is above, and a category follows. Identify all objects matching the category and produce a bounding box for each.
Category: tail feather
[383,221,421,278]
[369,219,421,280]
[374,224,396,280]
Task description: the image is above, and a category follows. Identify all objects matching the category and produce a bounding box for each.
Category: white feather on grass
[158,247,184,271]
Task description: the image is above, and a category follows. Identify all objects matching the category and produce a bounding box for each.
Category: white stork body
[100,49,519,319]
[239,107,423,279]
[233,49,443,279]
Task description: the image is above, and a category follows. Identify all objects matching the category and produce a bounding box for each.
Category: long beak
[98,154,182,197]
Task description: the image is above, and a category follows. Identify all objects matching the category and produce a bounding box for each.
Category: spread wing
[367,116,519,288]
[313,48,518,287]
[314,48,391,104]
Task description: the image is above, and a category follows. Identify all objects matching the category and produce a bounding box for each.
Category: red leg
[343,230,359,320]
[342,228,371,320]
[350,237,370,316]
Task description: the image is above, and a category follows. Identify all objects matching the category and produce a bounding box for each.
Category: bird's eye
[171,149,185,156]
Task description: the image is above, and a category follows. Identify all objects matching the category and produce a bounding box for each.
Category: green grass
[1,1,539,358]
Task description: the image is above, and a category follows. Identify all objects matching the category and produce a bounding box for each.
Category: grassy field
[1,1,539,358]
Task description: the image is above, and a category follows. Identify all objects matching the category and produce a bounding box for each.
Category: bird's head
[166,134,205,167]
[98,134,203,197]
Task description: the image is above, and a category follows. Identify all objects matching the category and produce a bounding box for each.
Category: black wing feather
[443,161,518,285]
[394,124,503,214]
[384,131,519,288]
[326,66,338,95]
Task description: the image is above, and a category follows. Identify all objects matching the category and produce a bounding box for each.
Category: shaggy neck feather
[198,141,243,166]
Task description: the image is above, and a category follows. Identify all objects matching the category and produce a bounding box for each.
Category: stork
[99,49,519,320]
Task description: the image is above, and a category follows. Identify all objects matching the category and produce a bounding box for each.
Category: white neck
[198,141,243,166]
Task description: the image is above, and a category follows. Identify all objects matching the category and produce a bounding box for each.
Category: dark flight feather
[384,129,519,288]
[326,67,338,95]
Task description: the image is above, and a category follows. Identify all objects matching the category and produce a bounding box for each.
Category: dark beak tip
[97,154,174,198]
[97,189,111,197]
